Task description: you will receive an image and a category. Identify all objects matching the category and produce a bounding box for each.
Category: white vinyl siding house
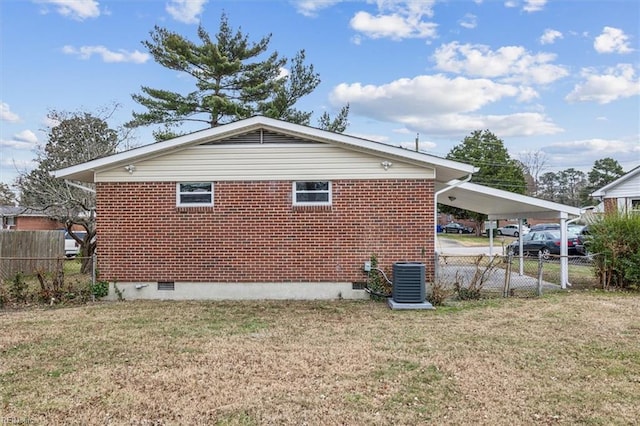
[591,166,640,214]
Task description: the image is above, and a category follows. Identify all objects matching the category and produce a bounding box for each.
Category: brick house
[591,165,640,215]
[53,116,476,300]
[0,206,64,231]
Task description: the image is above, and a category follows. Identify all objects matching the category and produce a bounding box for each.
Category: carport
[435,180,583,289]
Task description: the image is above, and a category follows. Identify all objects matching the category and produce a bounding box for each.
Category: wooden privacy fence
[0,230,64,279]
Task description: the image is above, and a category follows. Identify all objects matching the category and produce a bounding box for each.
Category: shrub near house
[589,214,640,289]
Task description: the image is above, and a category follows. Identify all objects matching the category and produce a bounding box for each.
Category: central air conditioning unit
[392,262,425,303]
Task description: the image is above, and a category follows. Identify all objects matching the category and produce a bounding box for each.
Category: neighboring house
[0,206,63,231]
[53,116,477,300]
[591,165,640,214]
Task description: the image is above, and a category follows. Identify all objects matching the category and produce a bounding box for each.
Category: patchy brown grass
[1,292,639,425]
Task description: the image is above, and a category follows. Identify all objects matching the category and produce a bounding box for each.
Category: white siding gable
[96,137,434,182]
[605,173,640,198]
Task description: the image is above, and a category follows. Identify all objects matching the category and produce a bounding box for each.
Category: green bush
[90,280,110,299]
[589,213,640,290]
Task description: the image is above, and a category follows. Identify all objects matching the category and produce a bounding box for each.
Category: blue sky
[1,0,639,190]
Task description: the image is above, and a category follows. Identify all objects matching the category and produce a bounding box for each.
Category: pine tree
[127,13,348,140]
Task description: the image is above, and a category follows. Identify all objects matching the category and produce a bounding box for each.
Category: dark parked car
[529,223,560,232]
[507,230,579,259]
[575,225,592,256]
[442,222,474,234]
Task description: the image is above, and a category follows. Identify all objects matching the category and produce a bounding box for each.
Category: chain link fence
[0,255,100,307]
[433,252,602,302]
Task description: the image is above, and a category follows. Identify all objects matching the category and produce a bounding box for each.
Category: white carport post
[488,220,494,256]
[560,215,569,289]
[518,218,525,276]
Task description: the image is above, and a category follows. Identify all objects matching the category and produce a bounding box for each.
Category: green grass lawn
[1,292,639,424]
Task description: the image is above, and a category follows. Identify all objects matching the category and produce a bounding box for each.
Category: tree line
[522,157,625,207]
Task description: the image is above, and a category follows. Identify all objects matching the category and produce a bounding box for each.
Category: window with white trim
[631,199,640,215]
[176,182,213,206]
[293,181,331,206]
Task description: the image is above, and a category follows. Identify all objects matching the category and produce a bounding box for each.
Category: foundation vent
[157,281,175,291]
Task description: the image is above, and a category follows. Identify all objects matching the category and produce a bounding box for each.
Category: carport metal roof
[435,180,582,219]
[435,180,584,290]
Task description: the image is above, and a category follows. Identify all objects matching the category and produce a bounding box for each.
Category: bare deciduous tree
[17,106,130,272]
[519,150,549,196]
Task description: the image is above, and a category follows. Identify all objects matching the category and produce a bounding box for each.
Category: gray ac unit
[392,262,425,303]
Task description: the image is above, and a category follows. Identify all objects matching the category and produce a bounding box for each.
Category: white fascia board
[590,165,640,198]
[461,182,583,217]
[52,116,477,182]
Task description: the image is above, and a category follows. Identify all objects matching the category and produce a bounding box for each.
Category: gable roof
[0,206,58,218]
[52,116,478,183]
[591,165,640,198]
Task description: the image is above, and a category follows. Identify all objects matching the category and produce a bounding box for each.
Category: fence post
[503,253,512,297]
[92,253,97,287]
[434,251,440,282]
[537,252,544,297]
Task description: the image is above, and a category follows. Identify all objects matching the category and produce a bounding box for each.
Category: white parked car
[64,231,87,257]
[497,224,530,237]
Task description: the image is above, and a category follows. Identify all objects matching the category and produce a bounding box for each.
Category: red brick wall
[96,180,435,284]
[603,198,617,214]
[15,216,63,231]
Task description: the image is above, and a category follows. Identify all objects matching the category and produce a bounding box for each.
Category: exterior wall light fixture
[381,161,393,170]
[124,164,136,174]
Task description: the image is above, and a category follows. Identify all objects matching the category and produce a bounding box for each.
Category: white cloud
[350,11,437,40]
[523,0,547,12]
[432,42,569,85]
[540,29,563,45]
[566,64,640,104]
[166,0,207,24]
[400,140,438,151]
[459,14,477,29]
[517,86,540,102]
[37,0,100,20]
[504,1,517,8]
[594,27,633,54]
[329,75,562,137]
[0,102,20,122]
[292,0,343,17]
[14,130,38,144]
[330,75,519,117]
[543,138,640,164]
[62,45,149,64]
[0,130,39,150]
[1,157,36,170]
[407,112,561,137]
[349,1,438,40]
[351,34,363,46]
